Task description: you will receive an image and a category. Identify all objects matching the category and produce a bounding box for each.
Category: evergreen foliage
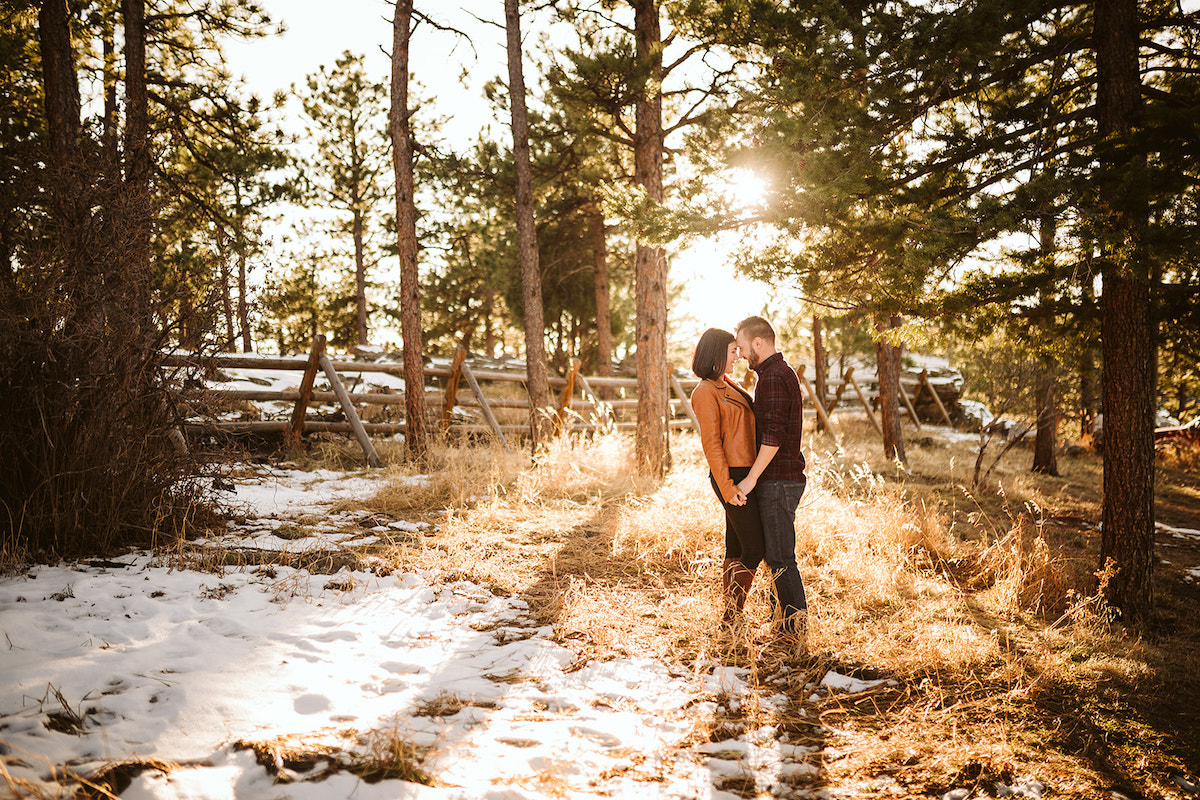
[296,51,392,348]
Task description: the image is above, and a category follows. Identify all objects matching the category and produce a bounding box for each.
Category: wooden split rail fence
[164,336,706,466]
[165,335,956,467]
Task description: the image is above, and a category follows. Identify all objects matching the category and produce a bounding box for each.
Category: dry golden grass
[234,727,432,786]
[351,423,1200,798]
[1159,436,1200,471]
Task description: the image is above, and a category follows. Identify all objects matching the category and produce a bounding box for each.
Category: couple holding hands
[691,316,808,655]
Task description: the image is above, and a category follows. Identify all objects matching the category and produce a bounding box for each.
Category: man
[733,316,808,651]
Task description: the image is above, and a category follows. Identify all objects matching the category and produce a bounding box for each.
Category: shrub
[0,245,204,565]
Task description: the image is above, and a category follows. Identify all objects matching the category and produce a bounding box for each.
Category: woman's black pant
[709,465,766,570]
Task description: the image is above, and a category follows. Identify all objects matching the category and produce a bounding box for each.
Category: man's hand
[728,493,747,506]
[735,475,757,504]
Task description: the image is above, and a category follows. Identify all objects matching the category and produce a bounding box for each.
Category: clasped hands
[729,475,757,506]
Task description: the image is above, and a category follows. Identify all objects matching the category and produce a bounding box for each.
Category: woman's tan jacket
[691,376,757,503]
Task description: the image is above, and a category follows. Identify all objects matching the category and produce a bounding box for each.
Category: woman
[690,327,765,624]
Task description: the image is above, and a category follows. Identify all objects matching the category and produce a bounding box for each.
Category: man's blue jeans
[757,479,808,634]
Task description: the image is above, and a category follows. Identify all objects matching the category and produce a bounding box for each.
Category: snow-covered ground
[1,467,1049,799]
[1158,522,1200,584]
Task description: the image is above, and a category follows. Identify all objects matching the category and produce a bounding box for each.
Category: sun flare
[724,168,767,210]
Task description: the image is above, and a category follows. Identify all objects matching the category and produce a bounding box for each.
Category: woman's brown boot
[720,559,741,626]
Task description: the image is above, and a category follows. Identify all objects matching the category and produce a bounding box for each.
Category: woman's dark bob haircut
[692,327,735,380]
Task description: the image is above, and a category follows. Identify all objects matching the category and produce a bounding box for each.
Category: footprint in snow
[568,727,621,748]
[381,661,423,674]
[497,738,541,748]
[294,694,331,715]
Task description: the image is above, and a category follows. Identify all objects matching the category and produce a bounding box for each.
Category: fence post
[318,351,382,468]
[829,367,853,413]
[555,359,582,435]
[668,367,701,432]
[442,345,467,434]
[286,334,326,450]
[797,367,838,444]
[920,369,954,426]
[898,379,922,430]
[461,361,509,447]
[848,370,883,435]
[575,372,611,430]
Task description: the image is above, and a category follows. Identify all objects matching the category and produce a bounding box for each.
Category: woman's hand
[735,475,757,504]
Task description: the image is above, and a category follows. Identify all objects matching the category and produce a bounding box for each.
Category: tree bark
[237,249,251,352]
[1033,214,1059,475]
[1095,0,1155,623]
[38,0,85,252]
[1032,351,1060,475]
[813,315,827,432]
[122,0,151,320]
[589,207,613,379]
[214,228,235,348]
[391,0,428,463]
[505,0,552,443]
[101,16,118,174]
[353,200,368,346]
[1080,347,1098,440]
[632,0,670,477]
[875,315,907,465]
[483,274,496,358]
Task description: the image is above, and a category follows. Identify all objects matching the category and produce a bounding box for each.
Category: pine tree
[391,0,428,463]
[505,0,553,443]
[550,0,745,475]
[298,52,392,348]
[698,0,1200,621]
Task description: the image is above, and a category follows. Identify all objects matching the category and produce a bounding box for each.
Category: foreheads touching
[734,316,776,365]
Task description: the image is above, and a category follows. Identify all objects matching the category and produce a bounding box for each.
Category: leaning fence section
[164,336,708,465]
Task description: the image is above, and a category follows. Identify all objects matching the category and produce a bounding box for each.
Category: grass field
[352,421,1200,799]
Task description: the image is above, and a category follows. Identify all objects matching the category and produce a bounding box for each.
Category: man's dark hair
[692,328,735,380]
[735,315,776,344]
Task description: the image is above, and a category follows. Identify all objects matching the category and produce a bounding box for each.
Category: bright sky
[222,1,781,353]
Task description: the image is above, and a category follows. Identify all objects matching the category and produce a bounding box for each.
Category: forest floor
[1,422,1199,799]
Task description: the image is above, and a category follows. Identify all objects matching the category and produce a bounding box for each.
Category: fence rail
[167,336,948,467]
[167,336,704,465]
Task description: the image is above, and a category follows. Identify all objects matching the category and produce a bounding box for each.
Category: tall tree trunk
[237,249,251,352]
[1080,346,1097,440]
[179,289,198,350]
[231,182,251,352]
[101,16,118,175]
[505,0,552,443]
[39,0,86,256]
[632,0,670,477]
[1033,214,1060,475]
[875,315,907,465]
[1095,0,1155,623]
[352,203,368,346]
[391,0,428,463]
[483,278,496,359]
[813,315,827,431]
[589,207,613,379]
[122,0,151,322]
[1032,350,1060,475]
[217,234,234,348]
